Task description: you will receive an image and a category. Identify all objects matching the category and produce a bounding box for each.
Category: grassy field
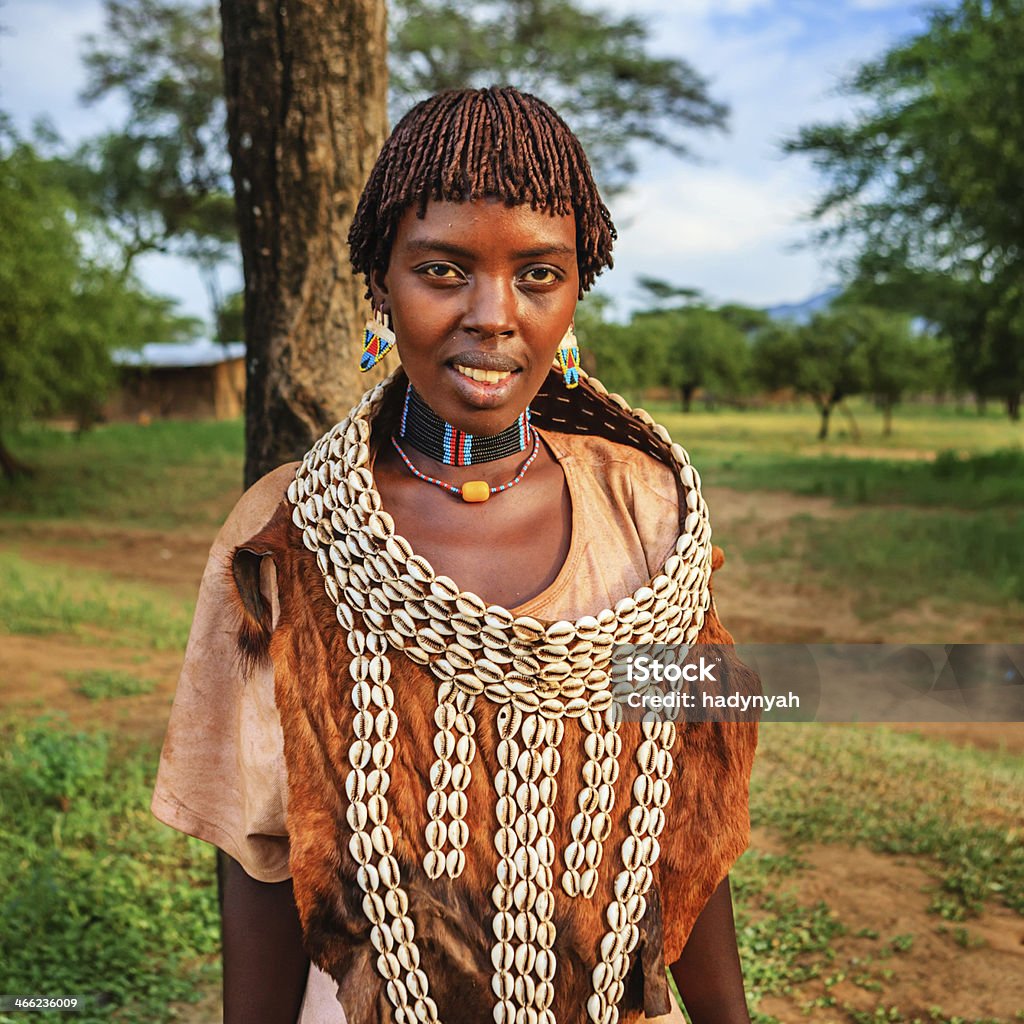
[1,404,1022,1023]
[654,401,1024,627]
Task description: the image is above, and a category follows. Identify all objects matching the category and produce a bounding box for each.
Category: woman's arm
[669,875,751,1024]
[219,851,310,1024]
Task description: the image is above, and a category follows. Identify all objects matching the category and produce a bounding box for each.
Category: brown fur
[228,502,758,1024]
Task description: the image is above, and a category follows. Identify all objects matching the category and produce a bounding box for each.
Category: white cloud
[0,0,123,140]
[615,168,800,258]
[848,0,914,8]
[625,0,774,15]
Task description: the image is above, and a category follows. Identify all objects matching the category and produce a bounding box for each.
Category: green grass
[0,419,243,528]
[747,507,1024,612]
[651,398,1023,463]
[0,551,192,650]
[0,717,220,1023]
[702,448,1024,509]
[65,669,157,700]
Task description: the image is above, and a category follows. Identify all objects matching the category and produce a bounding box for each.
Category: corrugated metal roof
[114,340,246,369]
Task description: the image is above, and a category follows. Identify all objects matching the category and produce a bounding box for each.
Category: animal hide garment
[229,371,759,1024]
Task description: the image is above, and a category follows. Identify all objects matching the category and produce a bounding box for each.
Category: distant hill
[764,287,841,324]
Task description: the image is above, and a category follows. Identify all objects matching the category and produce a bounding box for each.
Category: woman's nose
[463,277,516,338]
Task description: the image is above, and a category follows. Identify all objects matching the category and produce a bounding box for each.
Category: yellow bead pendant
[460,480,491,503]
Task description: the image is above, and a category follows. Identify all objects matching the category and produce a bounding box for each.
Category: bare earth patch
[0,633,184,746]
[0,520,216,600]
[751,829,1024,1023]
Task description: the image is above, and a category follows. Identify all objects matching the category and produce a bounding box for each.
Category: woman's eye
[419,263,461,279]
[521,267,559,285]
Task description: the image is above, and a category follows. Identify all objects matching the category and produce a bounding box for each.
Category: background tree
[843,306,937,436]
[636,307,749,412]
[219,0,389,485]
[0,124,198,478]
[573,295,638,395]
[634,275,704,310]
[753,310,869,440]
[389,0,727,194]
[785,0,1024,420]
[578,294,752,408]
[78,0,236,326]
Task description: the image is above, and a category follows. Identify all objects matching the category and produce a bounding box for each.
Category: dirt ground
[752,829,1024,1023]
[2,486,1022,1022]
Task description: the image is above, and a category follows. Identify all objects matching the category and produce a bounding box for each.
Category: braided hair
[349,87,616,296]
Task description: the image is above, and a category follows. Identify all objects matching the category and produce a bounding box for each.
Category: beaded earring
[360,307,397,372]
[556,323,580,389]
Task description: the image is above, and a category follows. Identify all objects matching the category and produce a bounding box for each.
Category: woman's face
[372,198,579,436]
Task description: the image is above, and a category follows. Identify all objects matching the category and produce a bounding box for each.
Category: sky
[0,0,935,328]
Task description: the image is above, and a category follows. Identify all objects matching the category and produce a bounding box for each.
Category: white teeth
[454,365,513,383]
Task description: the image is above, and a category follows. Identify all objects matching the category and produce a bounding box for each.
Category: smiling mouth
[453,364,517,384]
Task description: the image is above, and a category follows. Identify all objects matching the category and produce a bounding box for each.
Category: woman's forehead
[393,198,577,256]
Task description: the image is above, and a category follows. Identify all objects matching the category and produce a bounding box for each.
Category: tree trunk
[817,402,831,441]
[220,0,389,487]
[681,386,694,413]
[1007,392,1021,422]
[882,402,893,437]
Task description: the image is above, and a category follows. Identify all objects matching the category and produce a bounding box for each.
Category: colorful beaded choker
[399,383,532,466]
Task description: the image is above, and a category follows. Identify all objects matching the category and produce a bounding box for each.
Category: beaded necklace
[400,383,532,465]
[391,431,541,502]
[287,368,714,1024]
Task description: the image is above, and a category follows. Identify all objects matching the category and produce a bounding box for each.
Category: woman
[153,86,757,1024]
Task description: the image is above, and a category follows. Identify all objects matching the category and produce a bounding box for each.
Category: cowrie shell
[396,943,419,972]
[492,971,513,1001]
[455,591,486,617]
[406,554,435,583]
[512,615,545,642]
[348,831,372,864]
[445,848,466,877]
[492,942,514,972]
[371,824,393,855]
[422,849,444,881]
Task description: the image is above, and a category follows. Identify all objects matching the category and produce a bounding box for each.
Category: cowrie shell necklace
[287,370,713,1024]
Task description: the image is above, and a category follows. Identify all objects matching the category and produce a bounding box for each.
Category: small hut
[108,340,246,421]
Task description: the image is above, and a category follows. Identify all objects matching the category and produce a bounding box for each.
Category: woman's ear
[370,266,390,312]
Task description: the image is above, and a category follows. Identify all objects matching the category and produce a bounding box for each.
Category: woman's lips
[447,363,521,407]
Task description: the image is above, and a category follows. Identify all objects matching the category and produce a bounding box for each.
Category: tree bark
[817,402,831,441]
[1006,392,1021,422]
[220,0,389,487]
